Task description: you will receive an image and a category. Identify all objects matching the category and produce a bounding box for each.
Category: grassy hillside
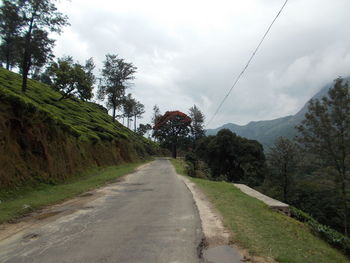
[171,159,350,263]
[0,68,156,188]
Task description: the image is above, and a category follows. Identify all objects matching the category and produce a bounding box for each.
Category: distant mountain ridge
[206,78,345,148]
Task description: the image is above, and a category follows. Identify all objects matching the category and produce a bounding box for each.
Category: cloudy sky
[53,0,350,128]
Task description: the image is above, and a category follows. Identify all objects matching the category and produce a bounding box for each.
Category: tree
[122,93,135,128]
[48,56,95,101]
[188,105,205,146]
[77,57,95,101]
[196,129,266,186]
[297,77,350,235]
[153,111,192,158]
[267,137,299,203]
[98,54,137,122]
[152,104,161,126]
[133,100,145,132]
[14,0,69,92]
[0,0,22,70]
[137,123,152,136]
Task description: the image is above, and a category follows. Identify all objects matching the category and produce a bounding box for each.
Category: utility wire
[206,0,289,127]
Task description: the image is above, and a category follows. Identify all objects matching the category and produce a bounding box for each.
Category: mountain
[206,79,339,148]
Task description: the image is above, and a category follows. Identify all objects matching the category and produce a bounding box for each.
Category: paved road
[0,159,203,263]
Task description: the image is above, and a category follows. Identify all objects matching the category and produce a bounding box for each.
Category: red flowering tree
[153,111,192,158]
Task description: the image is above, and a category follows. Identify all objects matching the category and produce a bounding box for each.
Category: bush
[290,206,350,255]
[185,161,196,177]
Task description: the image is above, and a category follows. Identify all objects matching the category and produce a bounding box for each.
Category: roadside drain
[203,245,242,263]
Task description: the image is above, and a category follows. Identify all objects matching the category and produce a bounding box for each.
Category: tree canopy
[98,54,137,122]
[297,77,350,235]
[196,129,266,186]
[153,110,192,158]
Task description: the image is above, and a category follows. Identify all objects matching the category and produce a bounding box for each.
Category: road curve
[0,159,203,263]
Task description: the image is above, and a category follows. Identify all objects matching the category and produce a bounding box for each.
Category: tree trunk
[342,178,348,236]
[283,164,288,203]
[172,143,177,159]
[112,106,116,122]
[22,15,35,92]
[134,115,136,132]
[22,67,29,92]
[5,49,10,70]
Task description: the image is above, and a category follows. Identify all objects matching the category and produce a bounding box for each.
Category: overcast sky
[53,0,350,128]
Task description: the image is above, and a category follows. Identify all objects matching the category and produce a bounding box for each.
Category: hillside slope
[206,79,341,148]
[0,68,156,188]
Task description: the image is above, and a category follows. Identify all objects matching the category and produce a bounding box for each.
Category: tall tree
[196,129,265,185]
[77,57,95,101]
[98,54,137,122]
[267,137,299,203]
[297,77,350,235]
[15,0,69,92]
[122,93,136,129]
[0,0,22,70]
[133,100,145,132]
[137,123,152,136]
[153,111,192,158]
[188,105,205,146]
[152,104,161,126]
[48,56,94,101]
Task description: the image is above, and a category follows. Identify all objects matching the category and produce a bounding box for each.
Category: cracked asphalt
[0,159,203,263]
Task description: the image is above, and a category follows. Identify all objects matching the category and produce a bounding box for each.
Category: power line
[206,0,289,127]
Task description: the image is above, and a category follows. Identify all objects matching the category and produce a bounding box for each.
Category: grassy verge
[171,158,349,263]
[0,160,150,224]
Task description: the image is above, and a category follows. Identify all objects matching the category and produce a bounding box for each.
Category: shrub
[290,206,350,255]
[185,161,196,177]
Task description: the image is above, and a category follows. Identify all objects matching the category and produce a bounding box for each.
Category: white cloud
[53,0,350,127]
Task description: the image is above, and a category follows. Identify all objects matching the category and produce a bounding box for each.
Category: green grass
[0,68,155,147]
[171,159,350,263]
[0,161,149,224]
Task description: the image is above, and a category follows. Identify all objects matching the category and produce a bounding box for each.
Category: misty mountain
[206,79,339,148]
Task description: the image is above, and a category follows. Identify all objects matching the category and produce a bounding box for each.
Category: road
[0,159,203,263]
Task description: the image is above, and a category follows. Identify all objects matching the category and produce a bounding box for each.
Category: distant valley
[206,79,340,148]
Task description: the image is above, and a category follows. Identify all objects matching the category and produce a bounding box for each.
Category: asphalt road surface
[0,159,203,263]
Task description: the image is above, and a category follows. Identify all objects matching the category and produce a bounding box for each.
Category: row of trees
[265,77,350,235]
[41,53,145,130]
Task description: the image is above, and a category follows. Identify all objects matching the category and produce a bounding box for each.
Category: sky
[53,0,350,128]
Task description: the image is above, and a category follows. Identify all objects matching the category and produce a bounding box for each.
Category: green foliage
[0,0,22,69]
[196,129,266,186]
[0,68,155,148]
[47,56,95,101]
[189,177,350,263]
[98,54,137,121]
[137,123,152,136]
[5,0,70,91]
[267,137,299,203]
[188,105,205,145]
[153,111,192,158]
[171,157,349,263]
[297,77,350,235]
[290,206,350,255]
